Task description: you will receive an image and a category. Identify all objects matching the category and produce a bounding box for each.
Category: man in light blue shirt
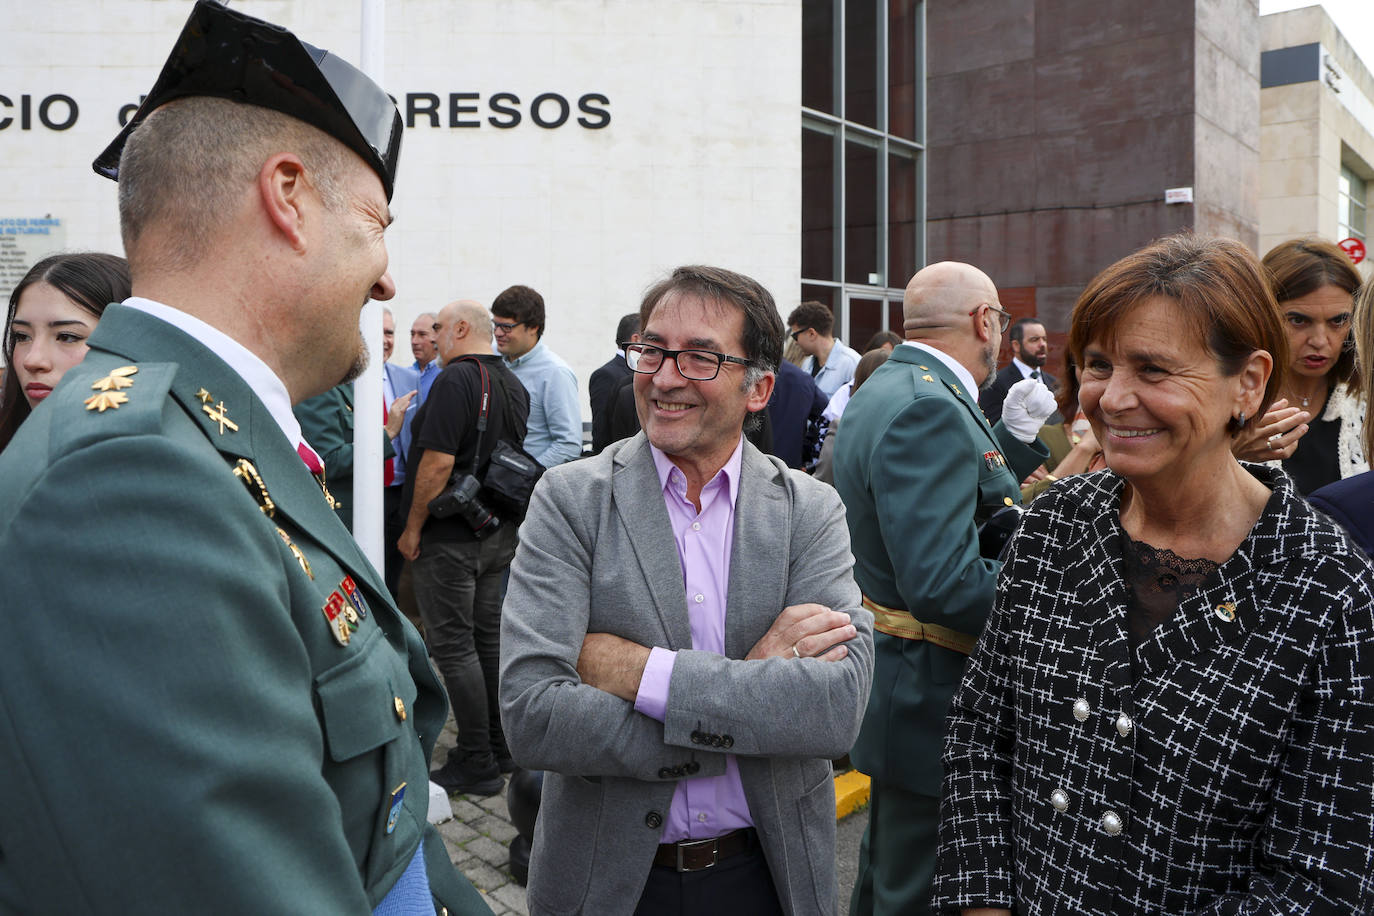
[491,285,582,467]
[788,300,861,398]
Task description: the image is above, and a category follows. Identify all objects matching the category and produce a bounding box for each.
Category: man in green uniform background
[834,261,1055,914]
[0,3,488,913]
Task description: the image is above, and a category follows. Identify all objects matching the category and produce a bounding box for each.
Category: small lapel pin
[1214,602,1237,623]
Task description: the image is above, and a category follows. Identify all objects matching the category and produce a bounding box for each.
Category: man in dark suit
[0,3,487,911]
[589,312,640,453]
[766,357,828,470]
[834,262,1054,915]
[980,316,1057,424]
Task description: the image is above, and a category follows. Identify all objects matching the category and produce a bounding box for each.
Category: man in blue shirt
[492,285,582,467]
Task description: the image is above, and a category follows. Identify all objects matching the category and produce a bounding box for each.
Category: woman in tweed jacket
[933,235,1374,916]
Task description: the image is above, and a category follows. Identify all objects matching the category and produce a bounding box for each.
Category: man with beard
[0,2,488,912]
[980,317,1058,424]
[833,261,1054,915]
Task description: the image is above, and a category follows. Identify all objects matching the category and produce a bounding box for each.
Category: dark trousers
[411,525,517,762]
[634,840,784,916]
[849,780,938,915]
[383,485,406,600]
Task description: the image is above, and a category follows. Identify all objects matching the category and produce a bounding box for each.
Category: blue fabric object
[384,362,420,486]
[503,340,582,467]
[373,839,431,916]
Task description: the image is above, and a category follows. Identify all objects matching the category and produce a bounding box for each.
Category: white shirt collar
[1012,356,1038,379]
[119,297,302,449]
[901,340,979,398]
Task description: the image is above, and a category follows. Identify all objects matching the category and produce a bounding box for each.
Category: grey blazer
[500,433,874,916]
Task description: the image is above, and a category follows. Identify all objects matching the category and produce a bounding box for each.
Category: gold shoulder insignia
[918,365,931,370]
[195,388,213,404]
[85,366,139,411]
[921,374,935,382]
[90,365,138,391]
[203,400,240,434]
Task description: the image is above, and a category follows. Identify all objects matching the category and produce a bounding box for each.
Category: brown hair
[491,285,546,338]
[852,347,890,393]
[1262,237,1362,391]
[1067,234,1288,435]
[1353,280,1374,464]
[787,301,834,337]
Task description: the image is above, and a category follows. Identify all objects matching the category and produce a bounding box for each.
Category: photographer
[399,299,529,796]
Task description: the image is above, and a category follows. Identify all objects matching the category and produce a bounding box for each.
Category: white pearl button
[697,812,707,823]
[1116,713,1133,737]
[1050,789,1069,812]
[1072,698,1090,722]
[693,594,704,603]
[1102,810,1123,835]
[692,522,701,531]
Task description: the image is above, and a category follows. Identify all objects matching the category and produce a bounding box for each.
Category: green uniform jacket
[833,344,1047,797]
[295,382,396,531]
[0,305,488,915]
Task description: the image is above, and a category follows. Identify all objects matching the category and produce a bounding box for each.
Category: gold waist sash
[861,595,978,656]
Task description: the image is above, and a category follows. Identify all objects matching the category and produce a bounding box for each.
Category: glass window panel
[887,300,904,337]
[847,296,885,354]
[803,127,837,281]
[803,0,836,114]
[845,0,879,128]
[888,0,919,140]
[888,149,919,287]
[845,138,881,285]
[800,284,840,312]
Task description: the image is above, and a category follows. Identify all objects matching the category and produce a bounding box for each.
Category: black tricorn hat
[93,0,402,201]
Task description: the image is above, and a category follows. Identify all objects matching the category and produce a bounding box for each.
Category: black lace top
[1121,534,1219,662]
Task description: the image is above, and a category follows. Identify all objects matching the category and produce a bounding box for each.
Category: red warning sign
[1338,237,1366,264]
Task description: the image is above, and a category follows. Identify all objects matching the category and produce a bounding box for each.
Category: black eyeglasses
[969,304,1012,334]
[492,320,525,335]
[622,342,751,381]
[789,327,812,342]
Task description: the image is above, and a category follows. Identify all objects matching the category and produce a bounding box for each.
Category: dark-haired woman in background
[0,252,131,452]
[1234,237,1366,494]
[1311,280,1374,555]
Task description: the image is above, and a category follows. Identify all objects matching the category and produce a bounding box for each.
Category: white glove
[1000,378,1057,443]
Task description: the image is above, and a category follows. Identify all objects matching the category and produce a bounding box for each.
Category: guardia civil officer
[0,3,489,913]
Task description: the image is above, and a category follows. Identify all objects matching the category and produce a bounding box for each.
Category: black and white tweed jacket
[933,466,1374,915]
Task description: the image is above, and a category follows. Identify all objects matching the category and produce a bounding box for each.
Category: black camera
[428,474,501,538]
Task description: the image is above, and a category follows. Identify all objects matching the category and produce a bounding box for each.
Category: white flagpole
[353,0,387,571]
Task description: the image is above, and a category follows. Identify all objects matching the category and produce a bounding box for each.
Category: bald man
[833,262,1055,914]
[399,300,530,795]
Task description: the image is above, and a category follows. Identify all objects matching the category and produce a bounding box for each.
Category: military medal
[386,783,407,835]
[233,459,277,517]
[323,591,352,646]
[341,575,369,619]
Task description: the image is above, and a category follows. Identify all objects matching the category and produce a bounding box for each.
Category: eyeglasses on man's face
[968,303,1011,335]
[622,341,752,382]
[492,319,525,335]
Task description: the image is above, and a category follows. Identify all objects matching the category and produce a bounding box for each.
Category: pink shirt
[633,438,754,842]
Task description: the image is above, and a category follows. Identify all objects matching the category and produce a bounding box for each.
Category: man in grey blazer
[500,265,874,916]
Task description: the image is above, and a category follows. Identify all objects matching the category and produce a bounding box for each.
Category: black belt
[653,827,757,872]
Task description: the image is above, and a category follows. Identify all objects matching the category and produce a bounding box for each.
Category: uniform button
[1072,698,1090,722]
[645,811,663,829]
[1115,713,1133,737]
[697,812,707,823]
[1101,810,1123,836]
[1050,789,1069,812]
[393,697,407,721]
[694,594,704,604]
[692,522,701,531]
[721,735,734,749]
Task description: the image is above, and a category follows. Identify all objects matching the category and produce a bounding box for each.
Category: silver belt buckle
[676,835,720,872]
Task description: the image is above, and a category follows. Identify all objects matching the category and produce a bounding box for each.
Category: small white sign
[1165,187,1194,205]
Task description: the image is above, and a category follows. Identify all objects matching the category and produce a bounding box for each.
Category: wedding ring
[791,644,801,659]
[1268,433,1281,450]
